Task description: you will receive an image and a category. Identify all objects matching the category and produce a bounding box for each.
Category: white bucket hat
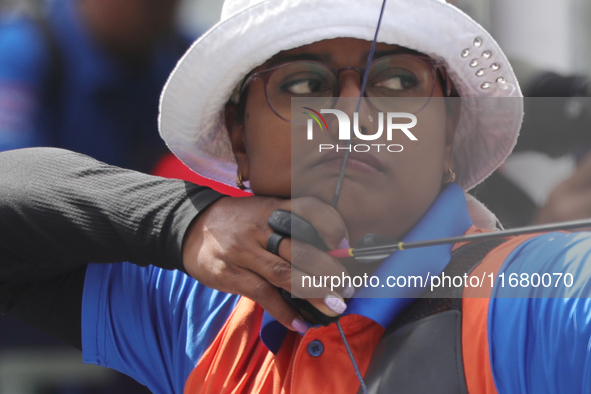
[159,0,523,191]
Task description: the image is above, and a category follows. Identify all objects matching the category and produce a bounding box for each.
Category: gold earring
[236,172,246,189]
[443,168,456,184]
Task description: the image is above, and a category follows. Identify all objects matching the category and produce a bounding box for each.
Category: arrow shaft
[329,218,591,261]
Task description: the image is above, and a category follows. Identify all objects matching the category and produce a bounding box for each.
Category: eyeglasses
[236,53,451,123]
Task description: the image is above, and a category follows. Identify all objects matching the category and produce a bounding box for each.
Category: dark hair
[235,86,250,122]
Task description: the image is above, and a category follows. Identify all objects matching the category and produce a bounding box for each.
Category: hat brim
[159,0,523,191]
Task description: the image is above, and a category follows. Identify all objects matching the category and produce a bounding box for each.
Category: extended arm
[0,147,223,348]
[0,147,350,344]
[0,147,223,280]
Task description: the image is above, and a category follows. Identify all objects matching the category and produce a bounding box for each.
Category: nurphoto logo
[303,107,418,153]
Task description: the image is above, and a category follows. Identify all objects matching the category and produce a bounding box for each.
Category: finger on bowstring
[271,237,351,298]
[279,197,349,251]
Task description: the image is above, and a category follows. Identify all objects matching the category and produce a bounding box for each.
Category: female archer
[1,0,591,393]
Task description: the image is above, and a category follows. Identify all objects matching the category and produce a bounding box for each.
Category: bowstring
[333,1,388,393]
[338,321,369,394]
[331,0,389,209]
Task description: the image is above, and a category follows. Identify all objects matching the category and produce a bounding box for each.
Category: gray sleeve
[0,147,224,281]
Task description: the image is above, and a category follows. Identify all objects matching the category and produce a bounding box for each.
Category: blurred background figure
[0,0,185,172]
[450,0,591,229]
[0,1,223,393]
[470,69,591,227]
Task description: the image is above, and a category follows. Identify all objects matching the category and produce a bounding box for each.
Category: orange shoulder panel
[461,233,540,394]
[184,297,279,394]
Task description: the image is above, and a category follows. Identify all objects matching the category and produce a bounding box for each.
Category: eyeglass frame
[231,53,454,123]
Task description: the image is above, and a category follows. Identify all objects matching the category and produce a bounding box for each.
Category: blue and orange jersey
[81,184,591,393]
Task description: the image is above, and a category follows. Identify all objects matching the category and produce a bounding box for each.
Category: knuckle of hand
[291,244,315,269]
[251,281,274,301]
[271,261,292,283]
[221,263,242,278]
[302,198,343,228]
[262,196,283,214]
[297,196,321,213]
[223,239,246,257]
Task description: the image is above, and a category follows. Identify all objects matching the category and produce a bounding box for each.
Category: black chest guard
[361,239,507,394]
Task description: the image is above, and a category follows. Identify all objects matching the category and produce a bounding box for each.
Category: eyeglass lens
[265,54,437,122]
